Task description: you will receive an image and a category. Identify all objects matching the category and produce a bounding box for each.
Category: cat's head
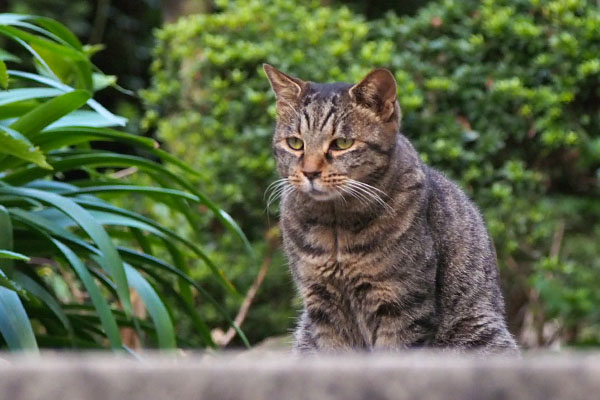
[264,64,401,201]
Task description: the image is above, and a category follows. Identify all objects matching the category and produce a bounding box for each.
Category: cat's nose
[302,170,321,180]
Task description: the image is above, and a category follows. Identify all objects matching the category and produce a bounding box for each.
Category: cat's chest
[281,215,391,280]
[283,214,349,257]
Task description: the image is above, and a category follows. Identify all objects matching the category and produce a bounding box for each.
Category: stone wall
[1,352,598,400]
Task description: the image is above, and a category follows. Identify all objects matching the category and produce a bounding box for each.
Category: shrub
[0,14,248,351]
[376,0,600,346]
[144,0,600,346]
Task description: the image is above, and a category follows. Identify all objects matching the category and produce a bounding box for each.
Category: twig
[550,219,565,259]
[89,0,111,45]
[215,228,280,347]
[111,166,138,179]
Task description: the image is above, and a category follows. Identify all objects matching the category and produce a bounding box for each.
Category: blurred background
[1,0,598,350]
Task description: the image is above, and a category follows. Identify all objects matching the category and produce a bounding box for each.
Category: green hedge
[143,0,600,347]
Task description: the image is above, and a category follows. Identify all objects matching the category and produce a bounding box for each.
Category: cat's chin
[304,189,338,202]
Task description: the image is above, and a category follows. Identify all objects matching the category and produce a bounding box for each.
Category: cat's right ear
[263,64,307,113]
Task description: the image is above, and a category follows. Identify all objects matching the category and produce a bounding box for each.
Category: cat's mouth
[291,176,339,201]
[304,184,338,201]
[308,190,337,201]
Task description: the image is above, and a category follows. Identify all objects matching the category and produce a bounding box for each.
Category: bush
[377,0,600,346]
[0,14,248,350]
[144,0,600,347]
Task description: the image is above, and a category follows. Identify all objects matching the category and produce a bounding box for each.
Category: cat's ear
[263,64,307,112]
[349,68,398,122]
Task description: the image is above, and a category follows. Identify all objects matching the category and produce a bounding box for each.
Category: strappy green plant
[0,13,251,351]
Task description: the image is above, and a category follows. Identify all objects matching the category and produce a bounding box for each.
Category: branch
[213,227,280,347]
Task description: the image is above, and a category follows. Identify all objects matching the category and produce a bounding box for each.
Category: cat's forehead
[302,82,353,109]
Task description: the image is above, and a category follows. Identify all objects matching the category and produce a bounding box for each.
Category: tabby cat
[264,64,518,354]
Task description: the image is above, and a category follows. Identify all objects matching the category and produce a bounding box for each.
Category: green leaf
[32,126,157,152]
[44,110,126,129]
[0,59,8,89]
[0,204,37,351]
[0,100,39,120]
[0,14,28,25]
[0,25,86,61]
[0,275,25,298]
[92,73,117,91]
[3,32,59,81]
[0,88,64,106]
[0,205,14,272]
[11,206,236,348]
[30,191,237,296]
[7,70,127,126]
[133,254,215,348]
[9,208,96,254]
[11,271,74,341]
[0,270,38,351]
[52,239,122,349]
[0,250,29,261]
[0,275,22,294]
[31,43,93,90]
[9,89,91,137]
[0,125,51,169]
[64,185,199,202]
[0,49,20,62]
[5,152,180,185]
[0,186,133,316]
[123,264,176,349]
[5,150,253,268]
[32,17,83,50]
[121,248,250,348]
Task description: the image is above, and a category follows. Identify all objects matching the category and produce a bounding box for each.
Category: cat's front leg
[301,303,356,352]
[369,299,437,350]
[435,314,519,354]
[292,311,318,353]
[294,281,359,352]
[293,309,351,353]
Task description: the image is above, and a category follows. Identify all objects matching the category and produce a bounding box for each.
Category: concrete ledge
[1,352,599,400]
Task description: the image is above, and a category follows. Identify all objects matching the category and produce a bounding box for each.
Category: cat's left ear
[263,64,307,112]
[349,68,398,122]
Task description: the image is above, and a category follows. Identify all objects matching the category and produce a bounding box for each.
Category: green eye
[332,138,355,150]
[286,137,304,150]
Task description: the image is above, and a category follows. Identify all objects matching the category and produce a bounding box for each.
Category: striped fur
[264,65,518,354]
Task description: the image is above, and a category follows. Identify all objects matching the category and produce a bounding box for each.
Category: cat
[263,64,518,354]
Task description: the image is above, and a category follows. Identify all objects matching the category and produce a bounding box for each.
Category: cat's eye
[331,138,355,151]
[286,137,304,150]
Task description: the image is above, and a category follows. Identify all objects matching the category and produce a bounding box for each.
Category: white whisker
[344,179,393,213]
[340,185,372,209]
[347,178,390,198]
[264,178,289,200]
[264,178,295,215]
[332,187,348,207]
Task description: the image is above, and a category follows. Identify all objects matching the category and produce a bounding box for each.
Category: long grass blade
[0,205,38,351]
[52,239,122,349]
[0,186,133,316]
[121,261,176,349]
[11,271,74,343]
[0,271,39,351]
[120,248,250,348]
[9,89,91,137]
[0,250,29,260]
